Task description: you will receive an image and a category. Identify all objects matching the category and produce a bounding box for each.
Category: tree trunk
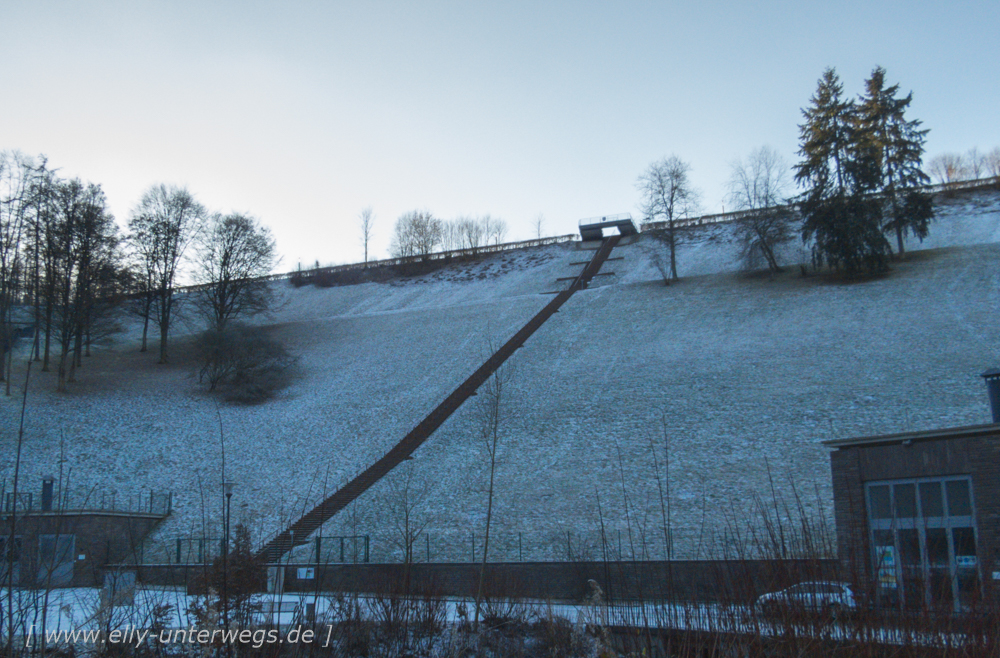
[140,307,149,352]
[668,232,678,281]
[474,449,497,629]
[754,223,783,273]
[68,329,83,382]
[33,242,41,361]
[56,346,69,392]
[158,321,169,364]
[762,241,782,273]
[42,300,53,371]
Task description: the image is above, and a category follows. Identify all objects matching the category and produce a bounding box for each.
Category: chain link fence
[276,530,679,565]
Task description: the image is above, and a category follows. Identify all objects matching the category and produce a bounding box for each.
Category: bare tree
[452,215,506,252]
[389,210,443,258]
[452,216,481,254]
[22,159,56,367]
[127,184,205,363]
[482,214,508,246]
[726,146,796,273]
[440,219,462,252]
[927,153,967,186]
[637,156,700,283]
[358,207,375,265]
[48,180,119,391]
[533,214,545,239]
[378,461,432,586]
[194,212,277,331]
[0,152,31,391]
[123,259,157,353]
[986,147,1000,178]
[473,354,516,628]
[966,148,986,180]
[25,161,61,371]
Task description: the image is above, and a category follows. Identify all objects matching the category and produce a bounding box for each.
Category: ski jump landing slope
[1,188,998,562]
[257,236,621,562]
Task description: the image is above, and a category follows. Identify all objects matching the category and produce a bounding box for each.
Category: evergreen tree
[795,67,890,275]
[855,66,933,255]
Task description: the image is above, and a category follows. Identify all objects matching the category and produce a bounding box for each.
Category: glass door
[867,477,979,613]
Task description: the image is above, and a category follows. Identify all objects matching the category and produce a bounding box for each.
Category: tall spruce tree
[795,67,890,275]
[855,66,933,255]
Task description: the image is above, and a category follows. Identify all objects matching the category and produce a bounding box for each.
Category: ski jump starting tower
[578,213,638,241]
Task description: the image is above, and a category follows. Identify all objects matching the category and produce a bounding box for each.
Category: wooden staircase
[257,236,621,562]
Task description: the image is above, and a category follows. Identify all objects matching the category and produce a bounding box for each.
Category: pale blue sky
[2,1,998,268]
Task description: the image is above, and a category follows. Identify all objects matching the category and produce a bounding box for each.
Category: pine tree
[796,68,854,199]
[795,67,890,275]
[855,66,933,255]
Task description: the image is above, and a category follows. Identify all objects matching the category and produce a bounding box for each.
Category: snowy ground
[2,188,999,564]
[0,586,969,653]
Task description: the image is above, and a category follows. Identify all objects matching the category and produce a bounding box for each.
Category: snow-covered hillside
[3,188,999,564]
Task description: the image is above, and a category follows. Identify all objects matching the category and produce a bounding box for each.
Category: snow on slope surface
[2,189,999,563]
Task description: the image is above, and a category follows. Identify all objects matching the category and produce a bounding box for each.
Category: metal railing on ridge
[2,488,172,517]
[642,175,1000,232]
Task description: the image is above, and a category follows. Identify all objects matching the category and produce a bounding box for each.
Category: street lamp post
[222,480,235,652]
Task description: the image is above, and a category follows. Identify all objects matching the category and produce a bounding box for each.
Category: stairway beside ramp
[257,235,621,563]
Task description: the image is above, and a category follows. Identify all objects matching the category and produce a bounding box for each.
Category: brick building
[826,422,1000,611]
[1,484,170,588]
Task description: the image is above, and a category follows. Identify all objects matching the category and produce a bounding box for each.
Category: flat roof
[578,213,633,226]
[823,423,1000,450]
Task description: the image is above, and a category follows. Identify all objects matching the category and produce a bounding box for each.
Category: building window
[866,476,978,611]
[0,536,22,584]
[38,534,75,586]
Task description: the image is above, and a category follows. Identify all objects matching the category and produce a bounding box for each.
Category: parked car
[756,581,857,618]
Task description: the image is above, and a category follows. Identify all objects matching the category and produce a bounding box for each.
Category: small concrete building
[0,484,171,588]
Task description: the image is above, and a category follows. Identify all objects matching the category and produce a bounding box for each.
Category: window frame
[865,476,978,612]
[37,534,76,586]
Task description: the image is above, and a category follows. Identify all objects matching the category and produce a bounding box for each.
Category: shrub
[533,614,591,658]
[196,325,295,404]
